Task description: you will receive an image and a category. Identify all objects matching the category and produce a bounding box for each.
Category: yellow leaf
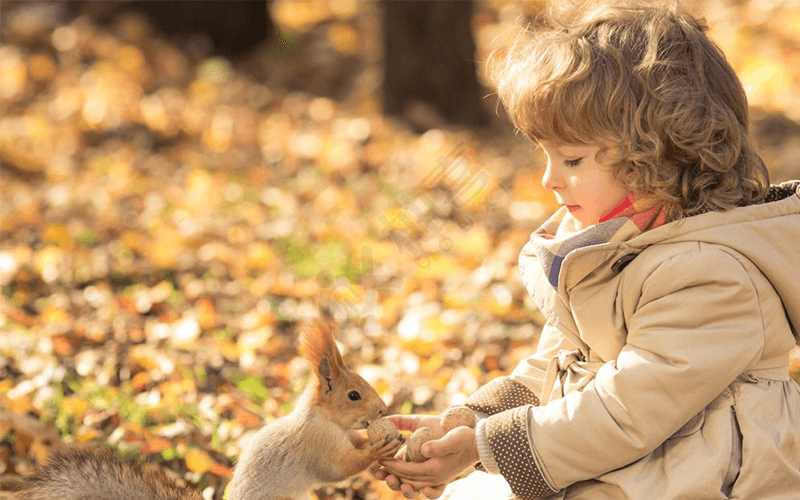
[512,168,559,209]
[223,480,233,500]
[380,295,403,327]
[217,338,239,362]
[451,225,492,259]
[774,8,800,46]
[121,230,146,253]
[417,254,461,280]
[373,379,392,400]
[148,225,182,269]
[42,307,71,325]
[400,338,435,357]
[62,396,90,418]
[738,55,791,108]
[247,242,277,269]
[150,281,174,304]
[6,395,34,416]
[421,354,446,376]
[75,429,101,442]
[34,246,63,275]
[0,47,26,100]
[330,282,363,304]
[423,316,454,338]
[185,168,218,210]
[434,372,451,390]
[442,291,471,310]
[185,448,215,474]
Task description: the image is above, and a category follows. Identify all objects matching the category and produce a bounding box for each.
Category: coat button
[611,254,637,273]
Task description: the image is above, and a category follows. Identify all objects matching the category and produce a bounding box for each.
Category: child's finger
[422,427,473,458]
[385,473,402,491]
[421,437,455,459]
[401,483,419,499]
[385,414,425,432]
[421,485,446,499]
[371,466,388,480]
[380,460,438,484]
[379,457,418,476]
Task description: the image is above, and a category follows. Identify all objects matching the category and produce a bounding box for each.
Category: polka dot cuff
[465,377,540,416]
[484,406,558,500]
[763,181,798,203]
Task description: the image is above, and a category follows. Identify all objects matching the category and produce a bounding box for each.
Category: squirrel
[227,320,403,500]
[8,321,402,500]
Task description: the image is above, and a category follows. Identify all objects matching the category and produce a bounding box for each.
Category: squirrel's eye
[347,390,361,401]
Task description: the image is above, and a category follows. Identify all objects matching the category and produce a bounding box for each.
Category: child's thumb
[422,435,458,458]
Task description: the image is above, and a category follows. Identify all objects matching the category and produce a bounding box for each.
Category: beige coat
[464,182,800,499]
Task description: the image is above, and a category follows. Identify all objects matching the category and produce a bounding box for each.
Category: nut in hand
[367,418,399,445]
[440,405,477,433]
[403,427,433,462]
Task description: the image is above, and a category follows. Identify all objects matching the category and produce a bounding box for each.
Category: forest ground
[2,1,799,499]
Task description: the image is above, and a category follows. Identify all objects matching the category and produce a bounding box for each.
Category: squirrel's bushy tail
[17,448,200,500]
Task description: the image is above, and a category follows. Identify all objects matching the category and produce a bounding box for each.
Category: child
[375,1,800,499]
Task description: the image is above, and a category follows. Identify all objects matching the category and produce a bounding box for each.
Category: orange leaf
[131,371,150,391]
[195,297,217,329]
[210,462,233,478]
[51,334,74,356]
[141,437,171,455]
[185,448,215,474]
[233,408,261,428]
[6,396,34,416]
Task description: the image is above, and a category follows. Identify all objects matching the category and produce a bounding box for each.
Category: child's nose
[541,162,562,191]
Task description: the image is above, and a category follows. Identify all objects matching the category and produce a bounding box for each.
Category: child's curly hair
[488,0,769,219]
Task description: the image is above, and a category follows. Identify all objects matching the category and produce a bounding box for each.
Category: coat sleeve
[464,322,579,476]
[479,247,766,499]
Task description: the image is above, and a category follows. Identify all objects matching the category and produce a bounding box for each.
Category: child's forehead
[538,139,598,153]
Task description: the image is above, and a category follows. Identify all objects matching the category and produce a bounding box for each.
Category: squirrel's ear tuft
[301,320,345,383]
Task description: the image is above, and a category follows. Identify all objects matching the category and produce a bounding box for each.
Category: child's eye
[564,158,583,167]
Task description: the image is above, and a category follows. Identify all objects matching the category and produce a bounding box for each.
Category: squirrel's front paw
[368,434,405,459]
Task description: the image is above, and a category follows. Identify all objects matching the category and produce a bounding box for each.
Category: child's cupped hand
[373,414,479,499]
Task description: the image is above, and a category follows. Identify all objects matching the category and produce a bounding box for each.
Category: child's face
[539,141,628,230]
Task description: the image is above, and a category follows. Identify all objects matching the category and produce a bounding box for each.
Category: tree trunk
[382,0,487,128]
[129,1,274,57]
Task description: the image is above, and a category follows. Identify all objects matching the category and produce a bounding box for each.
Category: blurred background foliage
[1,1,799,499]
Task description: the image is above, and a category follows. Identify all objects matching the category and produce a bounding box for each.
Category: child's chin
[565,212,590,230]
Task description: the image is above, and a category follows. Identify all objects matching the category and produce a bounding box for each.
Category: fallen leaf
[141,436,172,455]
[185,447,215,474]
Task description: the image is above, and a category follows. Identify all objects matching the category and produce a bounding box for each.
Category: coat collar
[521,196,667,289]
[520,181,800,344]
